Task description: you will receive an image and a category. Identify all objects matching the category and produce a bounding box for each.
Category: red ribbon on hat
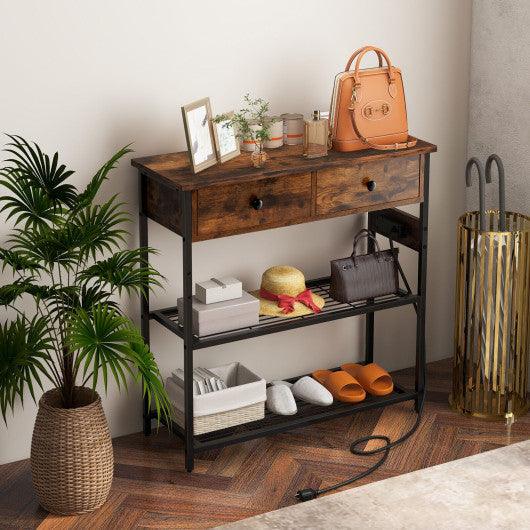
[259,288,321,314]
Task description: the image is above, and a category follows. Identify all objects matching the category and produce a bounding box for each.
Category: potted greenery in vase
[214,94,272,168]
[0,135,171,515]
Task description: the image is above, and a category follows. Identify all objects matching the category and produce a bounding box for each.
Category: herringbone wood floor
[1,358,529,529]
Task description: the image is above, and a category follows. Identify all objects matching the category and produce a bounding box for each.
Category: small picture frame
[181,98,217,173]
[212,111,240,163]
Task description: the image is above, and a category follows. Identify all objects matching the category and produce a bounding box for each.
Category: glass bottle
[303,110,329,159]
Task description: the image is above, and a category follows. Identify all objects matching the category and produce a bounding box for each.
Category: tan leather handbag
[330,46,417,152]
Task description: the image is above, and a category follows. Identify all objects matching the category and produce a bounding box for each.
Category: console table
[132,139,437,472]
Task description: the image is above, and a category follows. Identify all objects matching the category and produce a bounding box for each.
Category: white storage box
[195,277,242,304]
[166,362,266,434]
[177,291,259,337]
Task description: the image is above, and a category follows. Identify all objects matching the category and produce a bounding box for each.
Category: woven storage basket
[167,362,266,434]
[173,402,264,435]
[31,387,113,515]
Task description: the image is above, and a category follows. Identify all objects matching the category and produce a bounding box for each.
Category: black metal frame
[138,153,430,473]
[139,173,151,437]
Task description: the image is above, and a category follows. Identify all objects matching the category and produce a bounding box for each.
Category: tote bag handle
[351,229,382,266]
[353,46,395,85]
[345,46,384,71]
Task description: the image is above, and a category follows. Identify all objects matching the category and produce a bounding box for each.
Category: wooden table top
[131,139,437,192]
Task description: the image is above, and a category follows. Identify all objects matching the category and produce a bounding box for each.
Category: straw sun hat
[253,266,325,318]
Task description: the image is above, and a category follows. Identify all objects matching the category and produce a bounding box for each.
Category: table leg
[139,172,152,436]
[181,191,195,472]
[415,154,430,411]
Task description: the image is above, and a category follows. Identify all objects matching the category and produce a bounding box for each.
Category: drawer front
[316,156,421,216]
[144,177,181,234]
[197,173,312,239]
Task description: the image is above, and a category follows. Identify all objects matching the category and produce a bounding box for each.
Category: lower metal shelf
[151,277,418,349]
[160,381,417,452]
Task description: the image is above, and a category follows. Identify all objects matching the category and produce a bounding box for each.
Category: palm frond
[74,145,133,211]
[0,279,49,307]
[0,170,61,228]
[9,223,80,269]
[68,304,171,423]
[0,247,43,274]
[77,248,163,296]
[3,134,77,208]
[38,285,81,321]
[0,316,55,422]
[79,285,117,311]
[128,340,173,427]
[44,284,116,321]
[69,195,129,261]
[68,304,138,392]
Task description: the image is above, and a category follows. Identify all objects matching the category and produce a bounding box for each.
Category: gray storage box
[195,277,242,304]
[177,291,259,336]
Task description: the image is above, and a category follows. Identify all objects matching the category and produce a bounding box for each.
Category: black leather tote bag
[330,229,399,303]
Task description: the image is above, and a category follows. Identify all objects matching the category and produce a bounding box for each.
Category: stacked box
[177,291,259,336]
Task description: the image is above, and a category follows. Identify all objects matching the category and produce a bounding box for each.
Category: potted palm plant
[0,135,171,515]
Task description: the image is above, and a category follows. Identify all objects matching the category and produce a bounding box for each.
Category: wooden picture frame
[212,111,240,163]
[181,98,217,173]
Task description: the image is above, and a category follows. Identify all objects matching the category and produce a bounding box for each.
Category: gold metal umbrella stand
[450,155,530,421]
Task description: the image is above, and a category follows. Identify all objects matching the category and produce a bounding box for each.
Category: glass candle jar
[303,111,329,158]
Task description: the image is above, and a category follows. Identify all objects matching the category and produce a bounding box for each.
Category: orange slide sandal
[340,363,393,396]
[312,369,366,403]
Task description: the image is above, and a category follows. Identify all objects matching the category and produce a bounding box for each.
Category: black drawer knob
[250,197,264,210]
[366,180,377,192]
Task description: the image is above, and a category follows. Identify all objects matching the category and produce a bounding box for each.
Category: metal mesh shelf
[191,383,416,451]
[151,277,418,349]
[158,367,417,452]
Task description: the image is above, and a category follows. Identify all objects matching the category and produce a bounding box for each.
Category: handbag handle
[353,46,395,85]
[345,46,384,71]
[351,229,382,266]
[328,47,384,143]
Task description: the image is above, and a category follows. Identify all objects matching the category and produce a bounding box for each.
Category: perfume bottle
[303,111,328,158]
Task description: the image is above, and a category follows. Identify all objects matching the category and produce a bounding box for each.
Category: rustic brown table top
[131,139,437,191]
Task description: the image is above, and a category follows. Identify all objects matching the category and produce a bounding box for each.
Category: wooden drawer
[196,173,312,239]
[315,156,421,216]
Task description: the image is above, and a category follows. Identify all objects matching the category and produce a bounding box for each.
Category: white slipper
[266,385,297,415]
[271,380,293,388]
[291,376,333,406]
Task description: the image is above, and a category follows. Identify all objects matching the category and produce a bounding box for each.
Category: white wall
[0,0,472,464]
[467,0,530,214]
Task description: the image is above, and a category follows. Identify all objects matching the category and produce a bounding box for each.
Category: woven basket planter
[31,387,113,515]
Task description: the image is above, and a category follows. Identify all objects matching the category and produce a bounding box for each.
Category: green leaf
[44,284,116,319]
[0,248,43,274]
[0,171,60,228]
[68,304,138,392]
[79,285,116,311]
[9,224,79,269]
[128,340,173,427]
[0,279,49,307]
[67,304,172,425]
[77,248,163,296]
[0,316,55,422]
[68,195,130,261]
[2,134,77,208]
[74,145,133,211]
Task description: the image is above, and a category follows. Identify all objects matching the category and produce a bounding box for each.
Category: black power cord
[296,390,425,502]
